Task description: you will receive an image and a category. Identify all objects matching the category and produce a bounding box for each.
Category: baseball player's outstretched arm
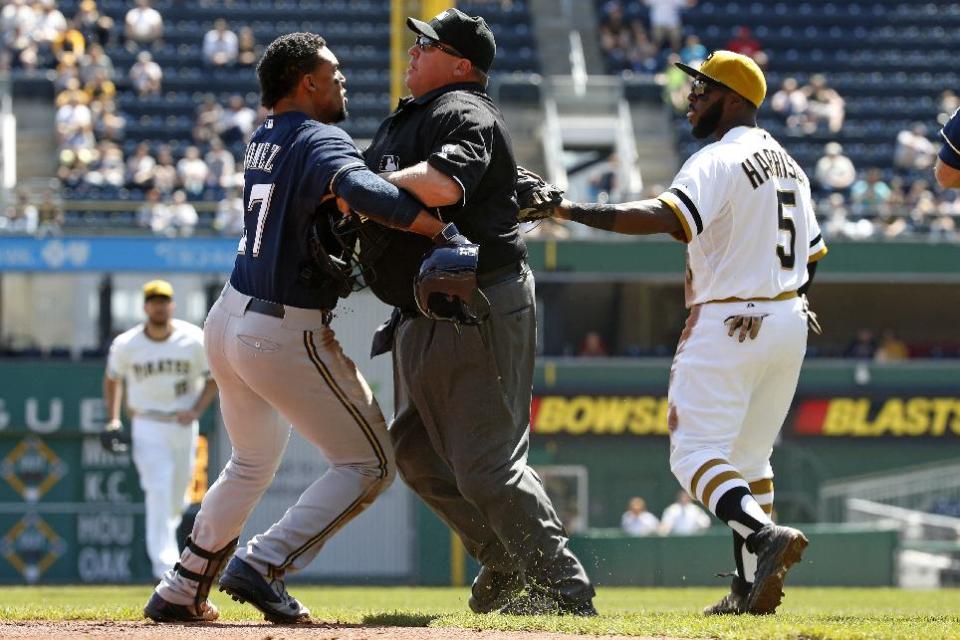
[381,161,463,208]
[556,198,684,237]
[935,158,960,189]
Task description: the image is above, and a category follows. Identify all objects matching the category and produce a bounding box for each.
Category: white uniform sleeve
[657,150,731,243]
[805,190,828,263]
[106,338,128,380]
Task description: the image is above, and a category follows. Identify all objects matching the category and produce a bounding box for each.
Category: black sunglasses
[415,35,464,58]
[691,77,726,98]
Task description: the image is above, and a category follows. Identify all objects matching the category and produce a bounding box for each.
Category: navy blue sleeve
[333,168,423,229]
[425,99,494,204]
[939,108,960,169]
[299,126,369,203]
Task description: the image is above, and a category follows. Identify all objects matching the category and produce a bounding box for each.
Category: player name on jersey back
[740,146,807,190]
[244,141,282,173]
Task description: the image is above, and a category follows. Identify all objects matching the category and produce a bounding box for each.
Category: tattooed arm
[556,198,685,238]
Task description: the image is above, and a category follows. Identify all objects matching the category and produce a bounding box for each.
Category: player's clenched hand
[176,409,199,425]
[725,314,767,342]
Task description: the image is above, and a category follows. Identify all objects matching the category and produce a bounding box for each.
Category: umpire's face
[405,38,470,99]
[309,46,348,124]
[144,296,173,326]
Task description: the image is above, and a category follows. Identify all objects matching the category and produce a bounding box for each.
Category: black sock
[714,485,770,537]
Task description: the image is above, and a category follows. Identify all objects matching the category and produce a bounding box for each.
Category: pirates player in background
[102,279,218,582]
[144,33,458,624]
[934,106,960,188]
[550,51,827,615]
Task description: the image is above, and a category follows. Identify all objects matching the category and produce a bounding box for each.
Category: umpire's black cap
[407,8,496,73]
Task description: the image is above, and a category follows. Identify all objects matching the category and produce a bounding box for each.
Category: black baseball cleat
[702,575,750,615]
[468,567,524,614]
[744,524,809,615]
[218,557,310,624]
[143,591,219,623]
[498,590,598,617]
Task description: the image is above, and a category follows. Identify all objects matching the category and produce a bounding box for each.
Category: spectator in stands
[176,146,209,197]
[803,74,845,134]
[725,26,762,61]
[204,138,235,189]
[126,141,156,190]
[658,491,710,535]
[845,329,877,360]
[661,52,691,113]
[621,497,659,536]
[84,140,125,187]
[202,19,238,68]
[770,77,808,128]
[1,189,39,235]
[33,0,67,48]
[129,50,162,97]
[939,90,959,120]
[192,96,223,144]
[874,329,909,362]
[34,189,63,237]
[54,51,83,92]
[894,123,937,171]
[124,0,163,49]
[213,188,244,236]
[152,145,178,194]
[599,1,632,71]
[84,67,116,108]
[678,34,706,65]
[138,186,169,234]
[55,76,89,108]
[57,148,91,187]
[236,26,259,66]
[1,0,36,42]
[645,0,693,53]
[851,168,893,218]
[94,99,126,142]
[3,26,40,71]
[578,331,609,357]
[51,17,85,62]
[929,192,960,241]
[821,192,862,240]
[80,43,114,83]
[166,189,199,236]
[217,94,256,144]
[55,91,93,149]
[626,22,658,73]
[814,142,856,194]
[75,0,114,48]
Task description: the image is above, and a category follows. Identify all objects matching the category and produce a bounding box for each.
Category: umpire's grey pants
[390,266,594,602]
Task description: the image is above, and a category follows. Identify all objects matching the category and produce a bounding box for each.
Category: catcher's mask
[414,244,490,325]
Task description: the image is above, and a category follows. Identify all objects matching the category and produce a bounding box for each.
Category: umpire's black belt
[478,260,527,288]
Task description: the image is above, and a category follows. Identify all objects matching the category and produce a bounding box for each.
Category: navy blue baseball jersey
[230,111,367,309]
[939,107,960,169]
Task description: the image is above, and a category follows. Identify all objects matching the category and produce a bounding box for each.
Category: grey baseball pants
[158,283,394,605]
[390,266,594,602]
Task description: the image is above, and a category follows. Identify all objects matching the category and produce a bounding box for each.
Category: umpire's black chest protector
[359,82,527,310]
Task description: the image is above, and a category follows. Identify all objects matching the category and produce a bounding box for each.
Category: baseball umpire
[144,33,458,624]
[547,51,826,616]
[353,9,596,615]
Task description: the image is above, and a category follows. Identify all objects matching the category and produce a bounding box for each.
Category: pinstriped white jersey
[658,126,828,307]
[107,319,209,414]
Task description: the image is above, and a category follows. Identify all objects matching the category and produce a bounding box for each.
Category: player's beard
[333,105,348,123]
[691,99,724,139]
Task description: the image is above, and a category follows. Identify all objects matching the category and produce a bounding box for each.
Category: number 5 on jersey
[237,183,276,257]
[776,189,797,269]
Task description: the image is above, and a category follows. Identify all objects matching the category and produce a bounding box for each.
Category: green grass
[1,586,958,639]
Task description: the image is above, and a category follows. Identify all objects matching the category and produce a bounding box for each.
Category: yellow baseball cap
[676,50,767,108]
[143,279,174,300]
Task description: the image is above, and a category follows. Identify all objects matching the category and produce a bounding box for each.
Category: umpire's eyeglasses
[691,77,726,99]
[415,35,464,58]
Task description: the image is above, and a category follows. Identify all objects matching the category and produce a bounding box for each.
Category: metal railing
[820,460,960,521]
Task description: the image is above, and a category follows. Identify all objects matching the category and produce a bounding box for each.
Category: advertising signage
[530,394,960,438]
